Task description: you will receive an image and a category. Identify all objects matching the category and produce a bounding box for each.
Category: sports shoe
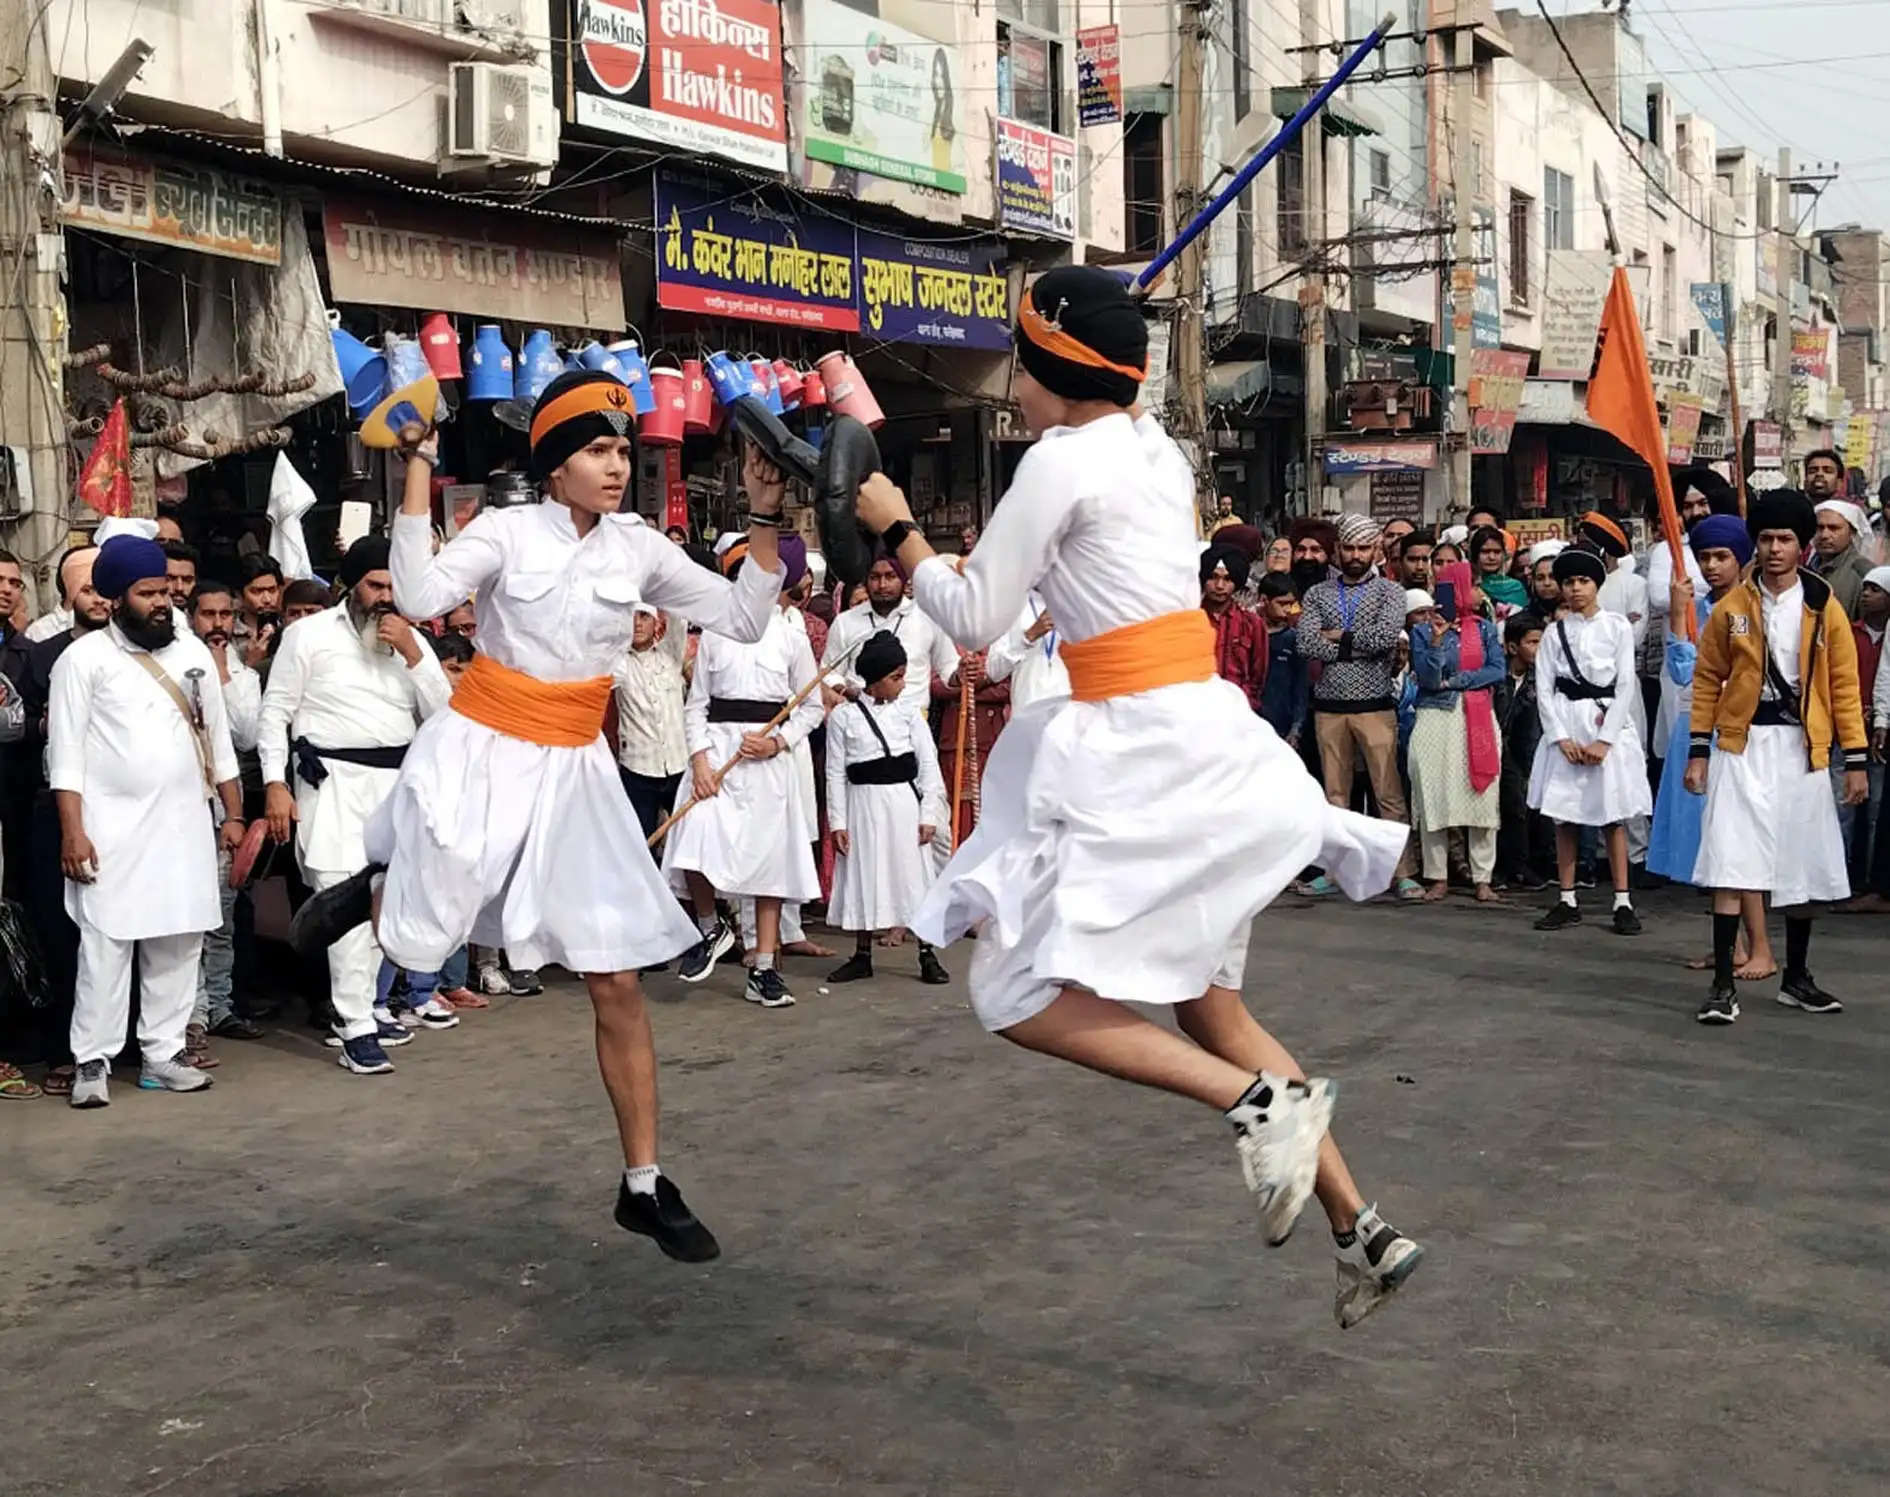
[1226,1072,1335,1247]
[1777,974,1843,1014]
[677,920,735,983]
[1575,865,1598,890]
[209,1013,266,1040]
[614,1175,721,1262]
[388,1001,423,1031]
[287,864,381,957]
[1295,874,1338,898]
[182,1022,220,1070]
[744,967,796,1008]
[917,949,950,985]
[325,1017,413,1048]
[827,952,874,983]
[1333,1204,1425,1329]
[1611,905,1643,936]
[337,1034,396,1075]
[476,961,511,995]
[410,996,460,1029]
[138,1053,213,1092]
[1696,984,1739,1025]
[507,967,544,996]
[1534,902,1582,931]
[70,1058,109,1109]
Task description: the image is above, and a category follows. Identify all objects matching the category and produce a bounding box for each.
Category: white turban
[1404,588,1435,614]
[1865,565,1890,594]
[1815,498,1870,544]
[94,516,159,544]
[1438,524,1470,547]
[1524,539,1567,567]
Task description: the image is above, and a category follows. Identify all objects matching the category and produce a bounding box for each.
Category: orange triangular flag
[76,400,133,519]
[1585,267,1692,639]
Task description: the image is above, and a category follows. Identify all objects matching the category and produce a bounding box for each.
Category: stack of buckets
[634,348,883,448]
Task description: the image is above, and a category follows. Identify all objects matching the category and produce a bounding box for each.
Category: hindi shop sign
[568,0,787,173]
[1468,349,1529,455]
[1076,25,1123,126]
[64,148,282,265]
[1324,439,1437,474]
[1369,470,1424,523]
[856,230,1010,350]
[996,120,1076,239]
[799,0,966,194]
[656,175,858,330]
[323,199,624,327]
[1665,395,1704,464]
[1538,249,1612,381]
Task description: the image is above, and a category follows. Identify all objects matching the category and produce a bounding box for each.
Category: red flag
[1585,267,1692,639]
[76,400,133,519]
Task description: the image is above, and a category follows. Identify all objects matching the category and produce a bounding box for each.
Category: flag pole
[1720,290,1749,517]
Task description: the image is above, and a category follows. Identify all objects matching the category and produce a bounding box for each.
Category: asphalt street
[4,887,1887,1496]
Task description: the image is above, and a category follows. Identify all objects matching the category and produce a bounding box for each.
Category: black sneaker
[209,1014,266,1040]
[1611,905,1643,936]
[1697,984,1740,1025]
[507,967,544,997]
[1534,902,1582,931]
[917,949,950,985]
[827,953,874,983]
[1575,865,1598,890]
[288,864,382,956]
[744,967,796,1008]
[1776,974,1843,1014]
[676,920,734,983]
[614,1176,721,1262]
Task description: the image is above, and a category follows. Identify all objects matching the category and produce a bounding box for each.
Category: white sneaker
[70,1058,110,1109]
[1225,1072,1335,1246]
[1333,1204,1424,1329]
[476,962,511,996]
[411,996,459,1029]
[138,1053,213,1093]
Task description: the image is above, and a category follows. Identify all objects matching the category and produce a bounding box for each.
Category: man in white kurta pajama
[51,537,246,1108]
[259,538,452,1074]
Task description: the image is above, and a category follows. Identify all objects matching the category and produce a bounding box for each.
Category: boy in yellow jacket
[1684,488,1869,1024]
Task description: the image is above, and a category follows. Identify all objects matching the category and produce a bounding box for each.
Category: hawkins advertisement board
[568,0,787,173]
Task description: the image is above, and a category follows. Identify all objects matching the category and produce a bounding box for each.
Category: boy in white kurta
[50,538,246,1108]
[824,633,949,986]
[1528,546,1653,935]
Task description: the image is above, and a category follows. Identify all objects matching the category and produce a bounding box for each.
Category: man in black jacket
[1496,612,1553,889]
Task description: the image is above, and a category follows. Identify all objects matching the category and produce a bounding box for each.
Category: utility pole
[1,0,71,599]
[1172,0,1211,520]
[1299,0,1327,518]
[1448,2,1476,521]
[1772,147,1796,477]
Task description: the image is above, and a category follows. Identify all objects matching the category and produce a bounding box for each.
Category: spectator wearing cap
[50,535,247,1108]
[611,602,689,844]
[1201,542,1267,713]
[256,536,455,1074]
[1810,490,1875,619]
[1295,513,1421,898]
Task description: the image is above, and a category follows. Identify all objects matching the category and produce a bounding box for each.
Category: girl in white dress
[853,266,1424,1329]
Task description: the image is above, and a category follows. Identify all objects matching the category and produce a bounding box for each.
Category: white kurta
[1598,556,1651,749]
[257,605,452,873]
[822,597,960,720]
[1646,538,1706,749]
[825,694,945,931]
[905,411,1407,1033]
[983,593,1070,714]
[48,624,239,941]
[1693,581,1850,904]
[220,655,263,751]
[1527,610,1652,827]
[367,501,780,973]
[662,607,822,901]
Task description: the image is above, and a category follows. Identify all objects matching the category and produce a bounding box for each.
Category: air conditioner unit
[448,62,556,168]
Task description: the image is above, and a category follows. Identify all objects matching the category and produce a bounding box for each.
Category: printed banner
[1844,409,1876,472]
[995,119,1076,239]
[322,199,624,327]
[1750,419,1783,469]
[1689,281,1731,348]
[64,148,282,265]
[1469,349,1530,455]
[1368,470,1424,523]
[1538,250,1612,380]
[797,0,966,193]
[1075,25,1122,126]
[1665,395,1704,464]
[568,0,787,172]
[1506,517,1568,553]
[656,174,857,329]
[1323,439,1437,474]
[1791,330,1829,380]
[856,229,1010,350]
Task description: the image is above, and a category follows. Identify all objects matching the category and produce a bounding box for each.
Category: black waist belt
[292,736,407,787]
[1556,678,1615,703]
[1753,699,1802,727]
[847,752,918,786]
[707,697,786,724]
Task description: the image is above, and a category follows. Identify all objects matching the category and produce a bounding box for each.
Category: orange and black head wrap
[1014,265,1148,408]
[1576,511,1630,560]
[528,369,637,480]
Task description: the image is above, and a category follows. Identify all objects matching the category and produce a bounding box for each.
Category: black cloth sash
[292,736,407,787]
[848,752,918,785]
[707,697,786,724]
[1555,677,1615,703]
[1752,699,1802,727]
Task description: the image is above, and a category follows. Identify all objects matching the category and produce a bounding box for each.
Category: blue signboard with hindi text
[855,229,1010,351]
[656,173,859,331]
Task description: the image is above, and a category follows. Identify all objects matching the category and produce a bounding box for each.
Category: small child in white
[825,633,951,985]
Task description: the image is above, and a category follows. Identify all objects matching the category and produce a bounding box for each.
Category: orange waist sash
[451,652,612,748]
[1060,610,1217,703]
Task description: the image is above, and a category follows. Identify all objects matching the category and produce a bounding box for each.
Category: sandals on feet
[0,1062,41,1100]
[39,1064,74,1097]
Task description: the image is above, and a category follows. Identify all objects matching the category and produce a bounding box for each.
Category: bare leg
[1555,823,1579,890]
[1177,987,1365,1232]
[1604,824,1631,895]
[998,986,1261,1111]
[586,970,658,1168]
[753,896,780,958]
[684,871,717,923]
[1736,890,1776,979]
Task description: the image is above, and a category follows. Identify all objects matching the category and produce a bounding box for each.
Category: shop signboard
[1323,439,1437,474]
[1791,330,1829,380]
[568,0,787,172]
[1468,349,1529,455]
[1750,419,1783,470]
[856,229,1010,349]
[1689,281,1731,347]
[1665,395,1703,464]
[995,119,1076,239]
[323,198,624,327]
[1845,409,1876,472]
[65,147,282,265]
[655,174,858,330]
[1518,378,1577,426]
[1369,469,1424,523]
[1075,25,1122,126]
[1538,250,1612,380]
[1506,516,1567,553]
[798,0,966,193]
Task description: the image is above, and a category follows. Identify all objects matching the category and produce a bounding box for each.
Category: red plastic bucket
[639,366,687,446]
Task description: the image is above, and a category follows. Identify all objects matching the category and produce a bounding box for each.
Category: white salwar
[49,624,239,1067]
[984,592,1071,713]
[368,503,780,974]
[258,604,453,1039]
[662,608,822,902]
[1527,610,1653,827]
[825,695,946,931]
[906,412,1407,1033]
[1693,581,1850,905]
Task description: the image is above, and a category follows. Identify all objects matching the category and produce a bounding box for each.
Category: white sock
[697,911,718,938]
[624,1164,660,1196]
[755,951,775,972]
[1613,890,1633,910]
[1560,888,1578,908]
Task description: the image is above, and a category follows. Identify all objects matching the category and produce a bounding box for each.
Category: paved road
[4,890,1887,1495]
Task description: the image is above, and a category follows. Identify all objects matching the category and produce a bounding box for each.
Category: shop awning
[1270,87,1382,138]
[1207,359,1301,405]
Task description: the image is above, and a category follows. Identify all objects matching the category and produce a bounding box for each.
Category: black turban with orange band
[528,369,639,481]
[1014,265,1149,407]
